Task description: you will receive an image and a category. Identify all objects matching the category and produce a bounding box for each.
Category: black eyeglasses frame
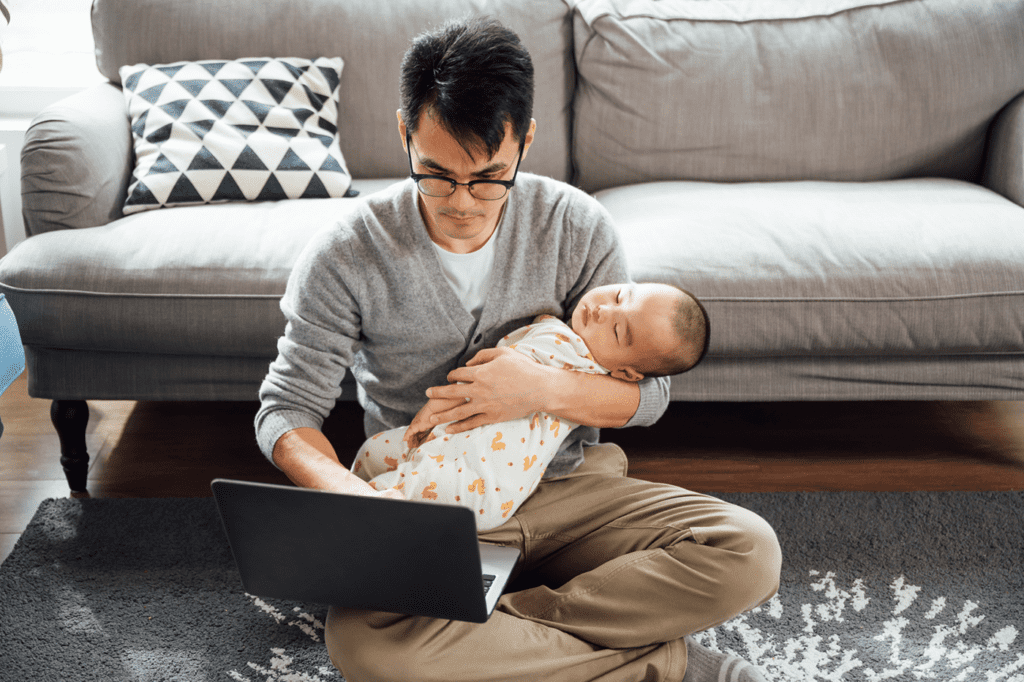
[406,132,525,201]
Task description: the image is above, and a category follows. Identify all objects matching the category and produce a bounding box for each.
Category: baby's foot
[681,636,768,682]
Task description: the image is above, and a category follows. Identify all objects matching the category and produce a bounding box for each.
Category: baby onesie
[352,315,608,531]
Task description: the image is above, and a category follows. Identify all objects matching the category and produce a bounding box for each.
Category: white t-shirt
[431,226,498,322]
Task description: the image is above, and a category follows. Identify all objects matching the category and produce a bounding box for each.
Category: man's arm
[415,346,642,433]
[256,222,396,497]
[273,427,404,499]
[541,364,640,427]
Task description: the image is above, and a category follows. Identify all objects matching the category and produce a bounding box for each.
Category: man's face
[571,283,684,382]
[399,109,534,254]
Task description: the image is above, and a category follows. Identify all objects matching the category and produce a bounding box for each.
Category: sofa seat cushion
[596,178,1024,357]
[0,180,401,357]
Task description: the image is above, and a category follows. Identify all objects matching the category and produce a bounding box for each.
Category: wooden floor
[2,371,1023,564]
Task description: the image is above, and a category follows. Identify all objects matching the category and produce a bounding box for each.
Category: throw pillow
[119,56,354,214]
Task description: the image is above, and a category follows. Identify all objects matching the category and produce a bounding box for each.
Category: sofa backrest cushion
[93,0,574,182]
[572,0,1024,192]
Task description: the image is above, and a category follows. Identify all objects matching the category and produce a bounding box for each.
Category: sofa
[1,0,1022,493]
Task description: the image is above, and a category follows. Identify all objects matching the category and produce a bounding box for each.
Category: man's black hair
[400,16,534,159]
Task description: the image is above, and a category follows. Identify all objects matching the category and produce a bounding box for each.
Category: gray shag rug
[0,492,1021,681]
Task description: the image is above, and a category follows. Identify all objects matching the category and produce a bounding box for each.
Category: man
[255,16,781,682]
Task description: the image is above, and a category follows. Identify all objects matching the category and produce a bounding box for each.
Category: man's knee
[326,606,438,682]
[326,607,402,681]
[719,505,782,613]
[669,501,781,618]
[326,606,365,678]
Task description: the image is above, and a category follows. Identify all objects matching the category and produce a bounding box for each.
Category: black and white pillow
[119,56,354,214]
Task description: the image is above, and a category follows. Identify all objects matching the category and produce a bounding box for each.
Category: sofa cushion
[596,178,1024,357]
[119,57,352,214]
[93,0,575,183]
[572,0,1024,192]
[0,180,401,357]
[985,92,1024,210]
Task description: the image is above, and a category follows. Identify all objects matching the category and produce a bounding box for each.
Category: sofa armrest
[984,92,1024,209]
[21,82,133,236]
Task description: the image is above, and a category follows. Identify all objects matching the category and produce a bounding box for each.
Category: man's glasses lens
[416,177,510,201]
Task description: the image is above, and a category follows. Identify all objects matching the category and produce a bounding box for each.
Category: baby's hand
[403,396,464,448]
[403,424,431,450]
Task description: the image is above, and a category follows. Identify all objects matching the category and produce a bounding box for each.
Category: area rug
[1,492,1021,681]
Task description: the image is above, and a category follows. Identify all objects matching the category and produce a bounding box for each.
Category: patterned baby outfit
[353,315,608,531]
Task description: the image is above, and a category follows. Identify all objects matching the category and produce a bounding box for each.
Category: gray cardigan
[255,174,670,478]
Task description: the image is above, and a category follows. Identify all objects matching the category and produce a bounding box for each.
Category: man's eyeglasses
[406,132,524,201]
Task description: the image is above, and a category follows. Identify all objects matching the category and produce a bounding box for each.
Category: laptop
[210,478,520,623]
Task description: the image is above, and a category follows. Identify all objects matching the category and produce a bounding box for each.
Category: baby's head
[570,282,709,382]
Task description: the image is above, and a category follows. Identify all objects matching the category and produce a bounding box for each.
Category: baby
[352,282,710,530]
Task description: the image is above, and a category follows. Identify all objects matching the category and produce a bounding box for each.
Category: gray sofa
[2,0,1023,493]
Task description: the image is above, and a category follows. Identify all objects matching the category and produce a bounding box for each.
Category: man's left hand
[422,347,554,434]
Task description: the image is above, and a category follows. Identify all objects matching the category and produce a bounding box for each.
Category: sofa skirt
[24,346,1024,403]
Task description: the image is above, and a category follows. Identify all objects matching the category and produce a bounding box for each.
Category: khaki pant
[326,443,782,682]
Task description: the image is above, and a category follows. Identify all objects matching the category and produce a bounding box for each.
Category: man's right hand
[328,470,405,500]
[273,427,405,500]
[365,486,406,500]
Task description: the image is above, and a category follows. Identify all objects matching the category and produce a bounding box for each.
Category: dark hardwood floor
[2,371,1023,563]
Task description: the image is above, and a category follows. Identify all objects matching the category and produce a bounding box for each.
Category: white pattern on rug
[693,570,1023,682]
[226,595,340,681]
[221,571,1023,681]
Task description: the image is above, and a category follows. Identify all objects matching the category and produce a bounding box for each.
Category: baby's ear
[611,367,645,382]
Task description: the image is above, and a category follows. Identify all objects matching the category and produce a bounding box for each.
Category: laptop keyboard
[482,574,496,594]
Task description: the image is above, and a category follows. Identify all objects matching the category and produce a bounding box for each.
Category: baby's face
[570,282,681,381]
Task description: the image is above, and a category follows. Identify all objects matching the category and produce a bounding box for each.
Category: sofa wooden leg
[51,400,90,493]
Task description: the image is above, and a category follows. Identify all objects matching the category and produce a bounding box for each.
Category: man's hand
[274,427,405,500]
[419,347,553,435]
[420,346,644,434]
[330,475,406,500]
[368,486,406,500]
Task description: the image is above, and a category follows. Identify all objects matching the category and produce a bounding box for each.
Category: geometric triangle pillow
[118,56,354,215]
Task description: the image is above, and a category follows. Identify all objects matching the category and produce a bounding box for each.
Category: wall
[0,0,102,256]
[0,124,26,255]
